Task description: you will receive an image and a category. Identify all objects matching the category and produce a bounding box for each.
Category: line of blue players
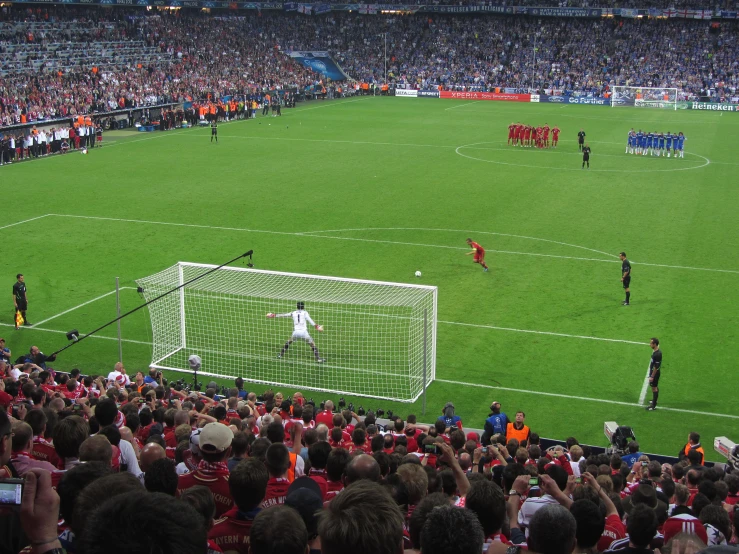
[626,129,686,158]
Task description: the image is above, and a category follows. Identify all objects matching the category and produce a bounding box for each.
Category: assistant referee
[13,273,29,328]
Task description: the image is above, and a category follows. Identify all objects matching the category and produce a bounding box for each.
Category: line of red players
[508,122,560,148]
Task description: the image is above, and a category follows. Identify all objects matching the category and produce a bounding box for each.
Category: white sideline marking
[47,215,739,275]
[34,287,137,326]
[444,102,479,111]
[0,214,52,231]
[638,360,651,406]
[0,322,151,346]
[440,321,646,346]
[436,379,739,420]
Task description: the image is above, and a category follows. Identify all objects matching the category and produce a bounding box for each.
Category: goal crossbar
[136,262,438,403]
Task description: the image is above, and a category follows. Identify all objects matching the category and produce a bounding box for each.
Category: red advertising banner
[440,91,531,102]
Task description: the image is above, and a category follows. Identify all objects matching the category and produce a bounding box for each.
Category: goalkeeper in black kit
[267,301,325,363]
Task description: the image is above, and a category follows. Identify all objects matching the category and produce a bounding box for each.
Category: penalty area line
[439,321,646,346]
[436,379,739,420]
[33,287,138,326]
[0,214,52,232]
[0,322,151,346]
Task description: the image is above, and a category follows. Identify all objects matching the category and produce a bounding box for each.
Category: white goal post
[611,86,678,110]
[135,262,438,403]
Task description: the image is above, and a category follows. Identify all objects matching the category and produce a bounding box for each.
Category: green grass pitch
[3,96,738,460]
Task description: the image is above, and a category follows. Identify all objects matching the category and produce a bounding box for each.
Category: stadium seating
[2,8,739,128]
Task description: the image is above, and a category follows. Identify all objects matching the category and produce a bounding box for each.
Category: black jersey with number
[622,259,631,277]
[12,282,26,304]
[578,131,586,143]
[649,349,662,373]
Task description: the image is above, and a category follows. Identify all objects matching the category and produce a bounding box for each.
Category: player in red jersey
[552,126,560,147]
[543,123,550,148]
[465,238,489,272]
[508,123,516,145]
[536,126,543,148]
[513,123,521,145]
[523,126,531,147]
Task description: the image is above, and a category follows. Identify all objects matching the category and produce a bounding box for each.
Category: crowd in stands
[0,343,737,554]
[1,7,739,129]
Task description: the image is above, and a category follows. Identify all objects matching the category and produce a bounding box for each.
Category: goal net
[611,86,678,110]
[135,263,437,403]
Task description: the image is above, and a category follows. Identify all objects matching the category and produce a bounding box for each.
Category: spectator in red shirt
[465,480,507,543]
[209,457,269,554]
[344,453,381,485]
[53,415,89,471]
[63,379,83,401]
[261,443,291,508]
[319,480,404,554]
[251,504,309,554]
[329,427,346,449]
[26,408,60,468]
[10,421,58,475]
[397,463,428,524]
[725,474,739,506]
[325,448,349,501]
[307,440,331,499]
[315,400,334,427]
[349,428,370,454]
[177,422,234,517]
[420,504,485,554]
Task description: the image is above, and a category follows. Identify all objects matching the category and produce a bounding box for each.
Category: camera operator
[144,368,163,386]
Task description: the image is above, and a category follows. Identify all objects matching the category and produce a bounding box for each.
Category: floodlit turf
[3,97,738,459]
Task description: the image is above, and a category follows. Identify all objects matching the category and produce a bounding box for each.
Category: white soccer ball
[81,148,88,155]
[415,271,422,277]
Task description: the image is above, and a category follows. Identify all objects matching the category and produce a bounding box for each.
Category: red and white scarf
[197,460,229,475]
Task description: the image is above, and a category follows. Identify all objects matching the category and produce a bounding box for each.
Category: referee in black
[13,273,29,328]
[646,337,662,411]
[620,252,631,305]
[581,144,591,169]
[211,119,218,143]
[578,128,586,151]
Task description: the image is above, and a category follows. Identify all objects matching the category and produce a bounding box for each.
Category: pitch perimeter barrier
[439,91,531,102]
[689,102,739,111]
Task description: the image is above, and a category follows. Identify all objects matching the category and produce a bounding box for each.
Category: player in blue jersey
[676,132,685,158]
[635,130,643,154]
[665,132,673,157]
[639,132,647,155]
[629,131,637,155]
[657,132,665,156]
[645,132,653,156]
[626,129,633,154]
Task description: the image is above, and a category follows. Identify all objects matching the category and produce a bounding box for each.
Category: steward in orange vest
[506,411,530,444]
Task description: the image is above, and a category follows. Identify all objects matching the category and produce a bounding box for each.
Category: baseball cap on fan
[199,422,233,454]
